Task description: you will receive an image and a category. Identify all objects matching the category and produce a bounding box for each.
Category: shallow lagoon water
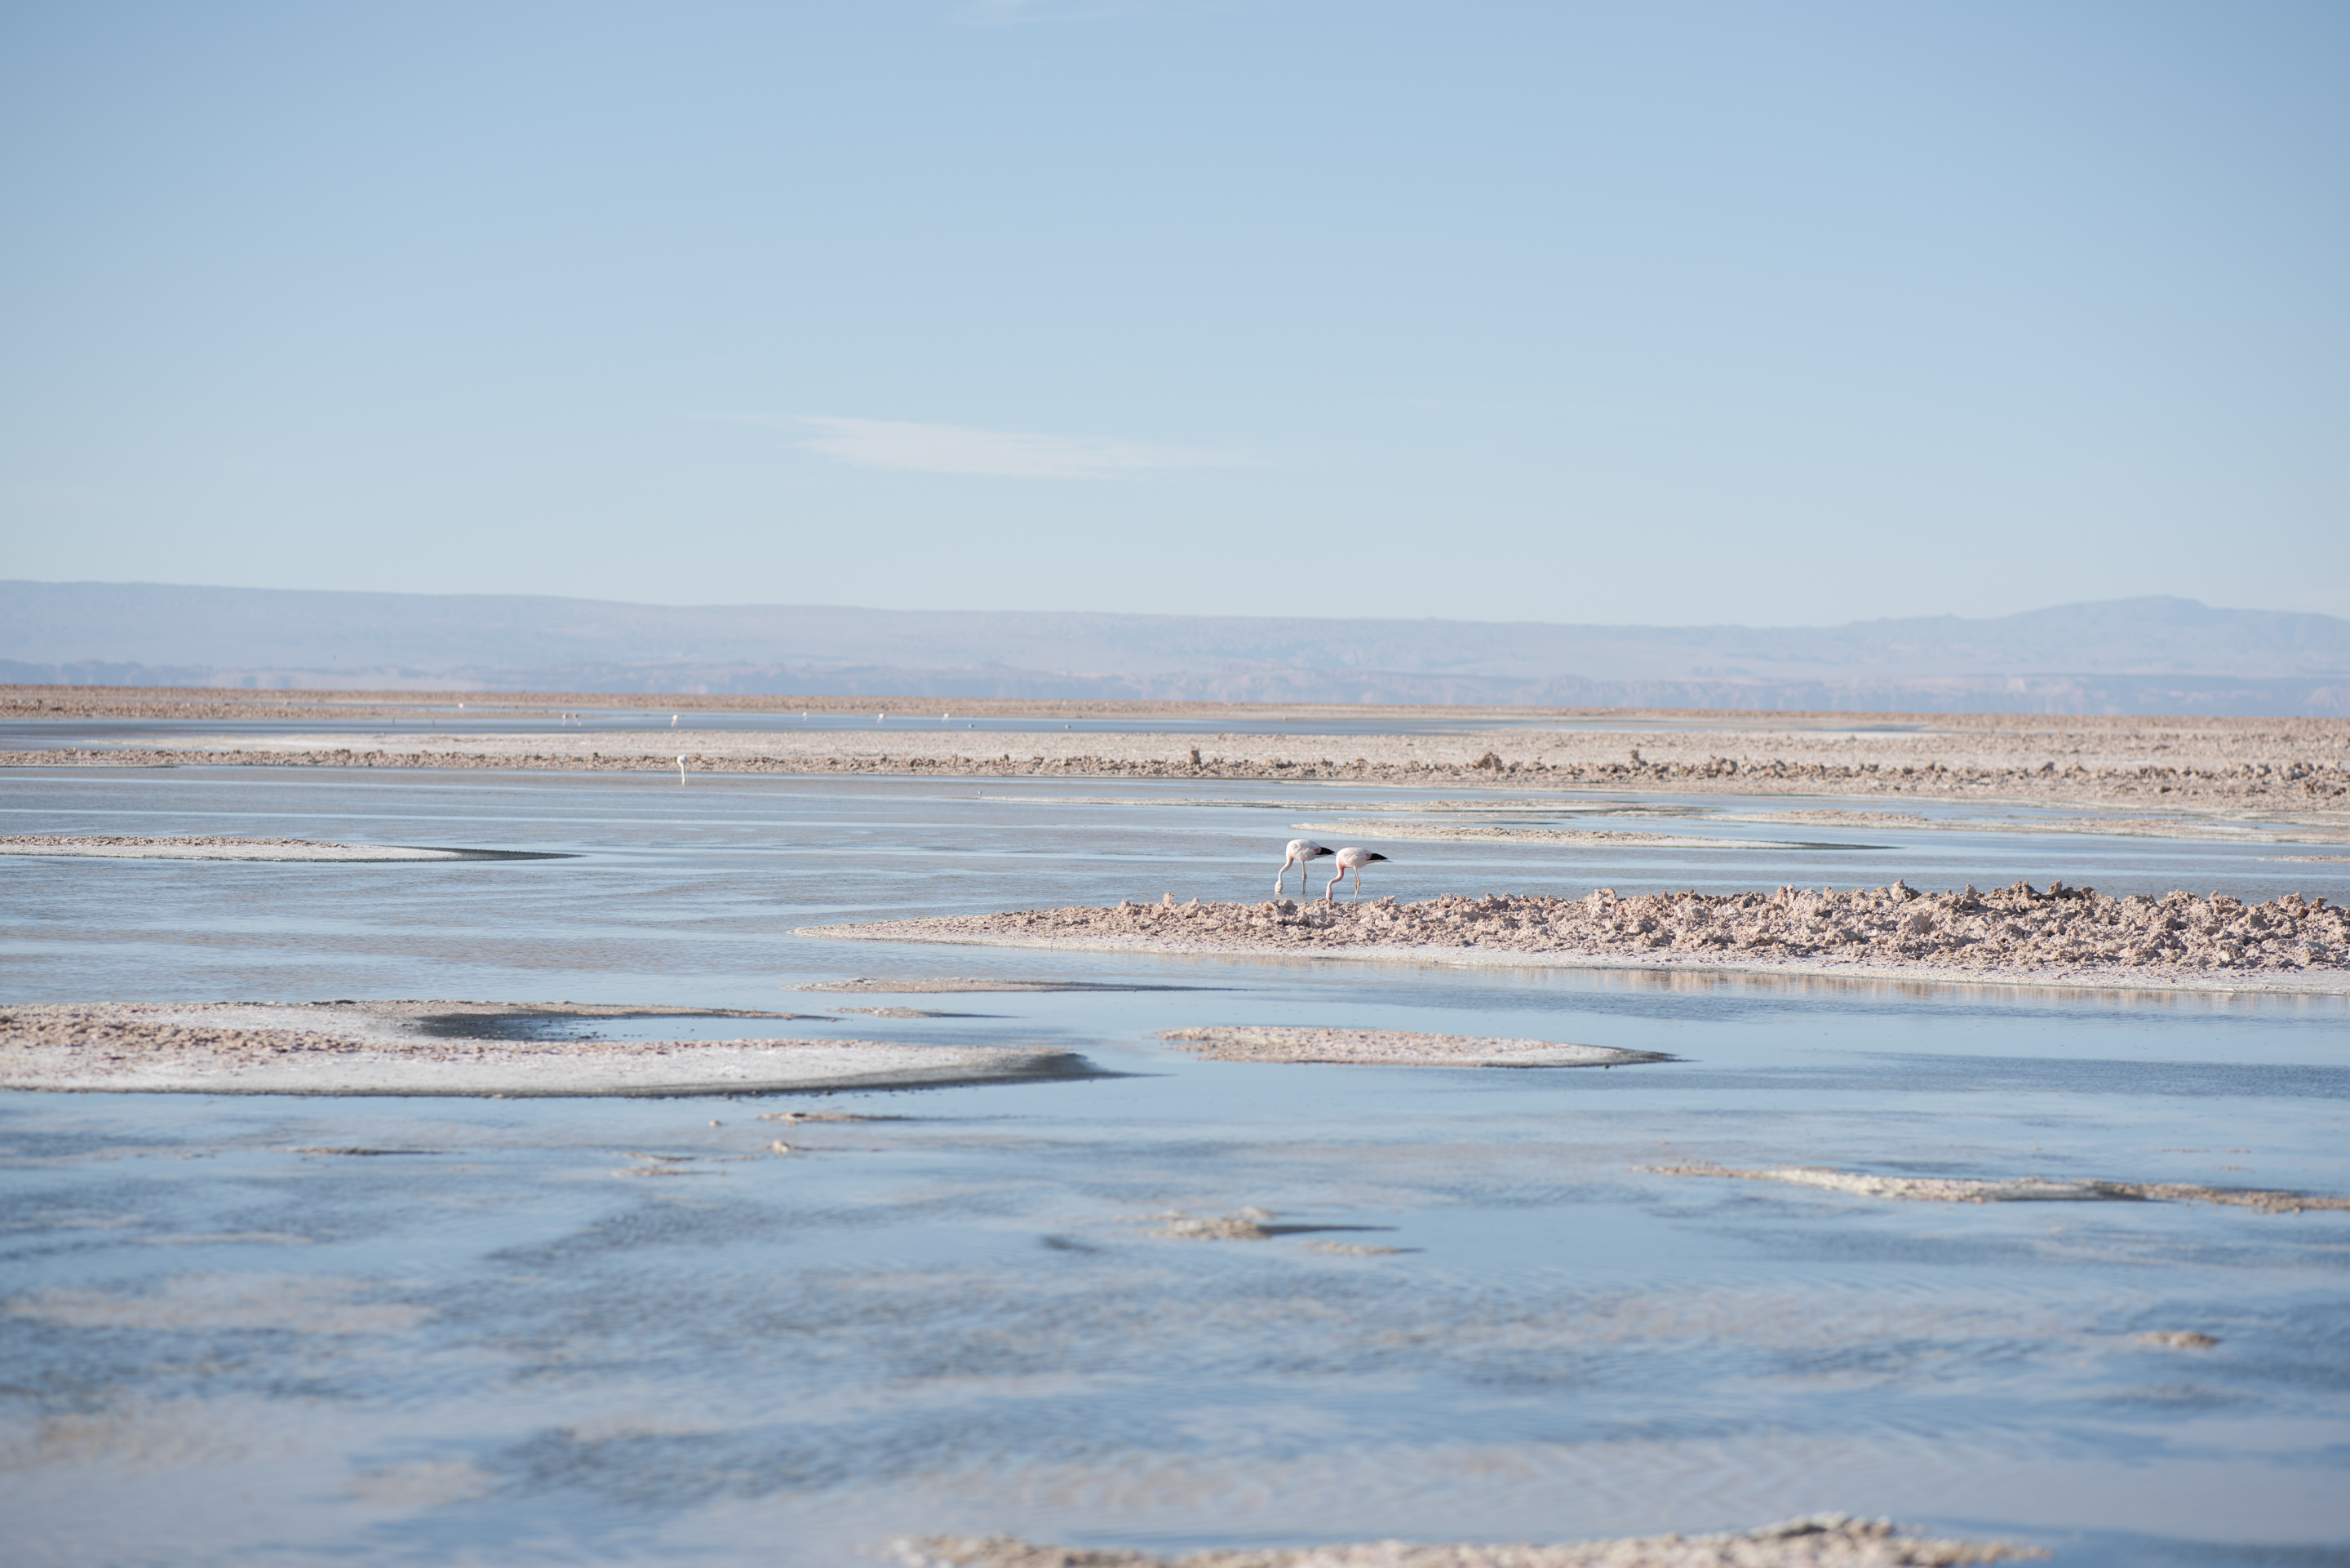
[2,766,2348,1566]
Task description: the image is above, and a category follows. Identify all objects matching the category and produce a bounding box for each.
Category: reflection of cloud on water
[0,1393,335,1474]
[7,1275,430,1335]
[344,1456,493,1508]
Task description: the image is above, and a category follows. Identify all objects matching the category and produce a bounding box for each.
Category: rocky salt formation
[1646,1163,2350,1213]
[812,882,2350,986]
[893,1514,2043,1568]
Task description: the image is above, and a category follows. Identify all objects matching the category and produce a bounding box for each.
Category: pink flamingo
[1326,846,1389,902]
[1277,839,1334,897]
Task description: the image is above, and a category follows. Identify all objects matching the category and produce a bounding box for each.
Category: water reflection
[0,767,2344,1566]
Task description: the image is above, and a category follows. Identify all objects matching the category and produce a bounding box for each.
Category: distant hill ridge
[3,581,2346,715]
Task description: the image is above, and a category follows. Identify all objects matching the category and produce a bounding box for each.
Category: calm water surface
[2,767,2346,1566]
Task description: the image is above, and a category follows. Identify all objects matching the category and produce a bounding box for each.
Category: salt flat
[7,696,2345,842]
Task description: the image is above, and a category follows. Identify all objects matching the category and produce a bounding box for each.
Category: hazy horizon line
[6,579,2331,636]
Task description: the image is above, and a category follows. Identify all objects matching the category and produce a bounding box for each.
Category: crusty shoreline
[9,737,2340,804]
[0,1001,1090,1096]
[798,883,2350,996]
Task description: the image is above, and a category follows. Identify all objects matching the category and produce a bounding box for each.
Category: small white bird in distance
[1326,846,1389,902]
[676,755,688,782]
[1278,839,1335,896]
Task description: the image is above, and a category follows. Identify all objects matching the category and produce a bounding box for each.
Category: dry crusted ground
[812,881,2349,986]
[892,1515,2041,1568]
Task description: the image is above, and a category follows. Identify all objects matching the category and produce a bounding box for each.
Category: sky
[2,1,2344,626]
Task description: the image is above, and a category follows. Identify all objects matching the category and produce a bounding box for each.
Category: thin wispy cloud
[789,415,1252,480]
[953,0,1239,26]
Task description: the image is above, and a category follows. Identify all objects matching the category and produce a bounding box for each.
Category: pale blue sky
[3,2,2344,623]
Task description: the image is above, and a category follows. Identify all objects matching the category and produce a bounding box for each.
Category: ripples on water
[2,766,2346,1566]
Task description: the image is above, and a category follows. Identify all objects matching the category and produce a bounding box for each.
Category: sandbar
[1647,1162,2350,1213]
[0,1001,1091,1096]
[0,835,561,862]
[1159,1026,1668,1067]
[1136,1207,1404,1243]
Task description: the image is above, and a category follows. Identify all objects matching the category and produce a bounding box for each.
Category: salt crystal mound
[1159,1026,1668,1067]
[1150,1208,1279,1240]
[892,1513,2047,1567]
[814,882,2348,985]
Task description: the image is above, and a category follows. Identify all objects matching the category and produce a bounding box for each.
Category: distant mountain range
[4,581,2348,715]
